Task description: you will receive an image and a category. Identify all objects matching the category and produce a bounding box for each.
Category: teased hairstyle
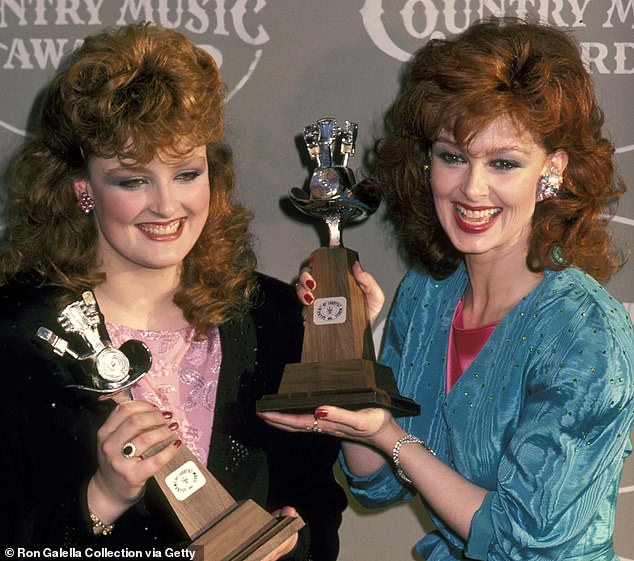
[1,23,257,334]
[371,17,625,281]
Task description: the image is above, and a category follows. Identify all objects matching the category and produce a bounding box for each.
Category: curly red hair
[371,17,625,281]
[1,23,256,334]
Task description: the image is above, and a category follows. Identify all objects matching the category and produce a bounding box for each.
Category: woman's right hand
[87,400,181,529]
[296,261,385,326]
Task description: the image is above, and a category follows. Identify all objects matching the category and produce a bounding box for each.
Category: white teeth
[138,220,182,235]
[455,204,501,223]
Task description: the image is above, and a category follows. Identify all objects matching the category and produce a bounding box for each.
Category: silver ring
[121,441,136,459]
[312,418,323,433]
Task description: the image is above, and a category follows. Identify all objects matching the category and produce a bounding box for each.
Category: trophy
[256,118,419,417]
[37,291,303,561]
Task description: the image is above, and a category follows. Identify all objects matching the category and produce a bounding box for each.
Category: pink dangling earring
[78,192,95,214]
[536,168,563,202]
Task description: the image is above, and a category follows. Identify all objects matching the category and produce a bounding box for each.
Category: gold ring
[312,418,323,433]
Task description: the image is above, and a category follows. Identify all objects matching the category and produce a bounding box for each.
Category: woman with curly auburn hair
[374,17,625,283]
[262,18,634,561]
[0,23,344,560]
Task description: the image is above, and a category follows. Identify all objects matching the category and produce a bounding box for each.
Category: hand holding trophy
[257,119,419,417]
[37,291,303,561]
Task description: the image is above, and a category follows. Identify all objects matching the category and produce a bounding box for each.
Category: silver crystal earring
[536,167,563,202]
[423,147,432,182]
[78,192,95,214]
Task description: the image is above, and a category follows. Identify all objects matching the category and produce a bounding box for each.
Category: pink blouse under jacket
[107,323,221,464]
[446,297,499,394]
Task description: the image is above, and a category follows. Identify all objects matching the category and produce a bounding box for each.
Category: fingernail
[173,439,182,449]
[304,293,314,304]
[168,422,179,431]
[162,411,173,419]
[315,408,329,418]
[355,261,365,272]
[306,279,315,290]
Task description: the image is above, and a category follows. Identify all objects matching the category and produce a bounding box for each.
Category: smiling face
[74,146,211,277]
[430,116,567,264]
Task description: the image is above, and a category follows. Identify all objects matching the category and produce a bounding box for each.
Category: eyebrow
[434,136,531,156]
[104,155,207,174]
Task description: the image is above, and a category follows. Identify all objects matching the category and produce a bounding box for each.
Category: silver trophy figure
[289,118,378,247]
[256,118,420,416]
[37,291,151,395]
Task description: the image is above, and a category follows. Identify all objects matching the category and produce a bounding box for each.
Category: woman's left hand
[259,406,403,478]
[258,405,397,449]
[260,506,299,561]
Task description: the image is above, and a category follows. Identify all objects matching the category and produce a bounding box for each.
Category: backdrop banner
[1,2,632,560]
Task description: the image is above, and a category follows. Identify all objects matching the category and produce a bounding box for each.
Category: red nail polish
[162,411,173,419]
[306,279,316,290]
[173,439,182,449]
[304,293,314,304]
[168,422,179,431]
[315,408,329,418]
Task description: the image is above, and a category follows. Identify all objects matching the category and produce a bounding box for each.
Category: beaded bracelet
[89,510,114,536]
[392,433,436,485]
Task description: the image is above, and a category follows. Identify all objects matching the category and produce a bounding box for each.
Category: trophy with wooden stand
[37,291,303,561]
[256,118,419,417]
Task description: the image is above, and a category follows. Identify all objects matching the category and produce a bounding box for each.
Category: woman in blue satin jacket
[260,18,634,560]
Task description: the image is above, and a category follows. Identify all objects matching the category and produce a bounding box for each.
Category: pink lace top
[446,297,499,393]
[107,323,222,464]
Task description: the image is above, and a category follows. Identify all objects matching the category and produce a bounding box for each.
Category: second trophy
[37,291,303,561]
[257,119,419,417]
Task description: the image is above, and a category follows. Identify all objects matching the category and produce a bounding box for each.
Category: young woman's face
[74,146,210,276]
[430,116,567,262]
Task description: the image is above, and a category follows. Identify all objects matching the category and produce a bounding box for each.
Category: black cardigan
[0,274,346,560]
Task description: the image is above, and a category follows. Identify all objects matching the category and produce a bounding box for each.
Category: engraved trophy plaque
[257,118,419,417]
[37,291,303,561]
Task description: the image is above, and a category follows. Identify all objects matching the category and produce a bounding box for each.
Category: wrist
[372,417,407,456]
[87,474,138,529]
[392,433,437,485]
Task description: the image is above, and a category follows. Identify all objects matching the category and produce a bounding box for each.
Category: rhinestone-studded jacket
[0,274,346,560]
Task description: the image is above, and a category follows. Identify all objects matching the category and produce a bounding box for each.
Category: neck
[94,267,188,331]
[462,246,543,329]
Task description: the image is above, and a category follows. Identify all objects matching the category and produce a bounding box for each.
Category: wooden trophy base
[189,500,304,561]
[256,358,420,417]
[256,246,419,418]
[151,440,304,561]
[106,392,304,561]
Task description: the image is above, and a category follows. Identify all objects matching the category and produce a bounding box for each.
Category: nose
[151,182,178,217]
[461,165,489,201]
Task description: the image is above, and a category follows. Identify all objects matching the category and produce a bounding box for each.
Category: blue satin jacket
[343,266,634,561]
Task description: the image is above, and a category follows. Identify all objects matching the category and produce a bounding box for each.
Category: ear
[72,177,91,201]
[546,149,568,175]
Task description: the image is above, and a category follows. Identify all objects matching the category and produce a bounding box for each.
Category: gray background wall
[0,1,632,559]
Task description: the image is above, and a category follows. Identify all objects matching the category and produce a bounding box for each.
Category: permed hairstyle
[371,17,625,281]
[1,22,257,334]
